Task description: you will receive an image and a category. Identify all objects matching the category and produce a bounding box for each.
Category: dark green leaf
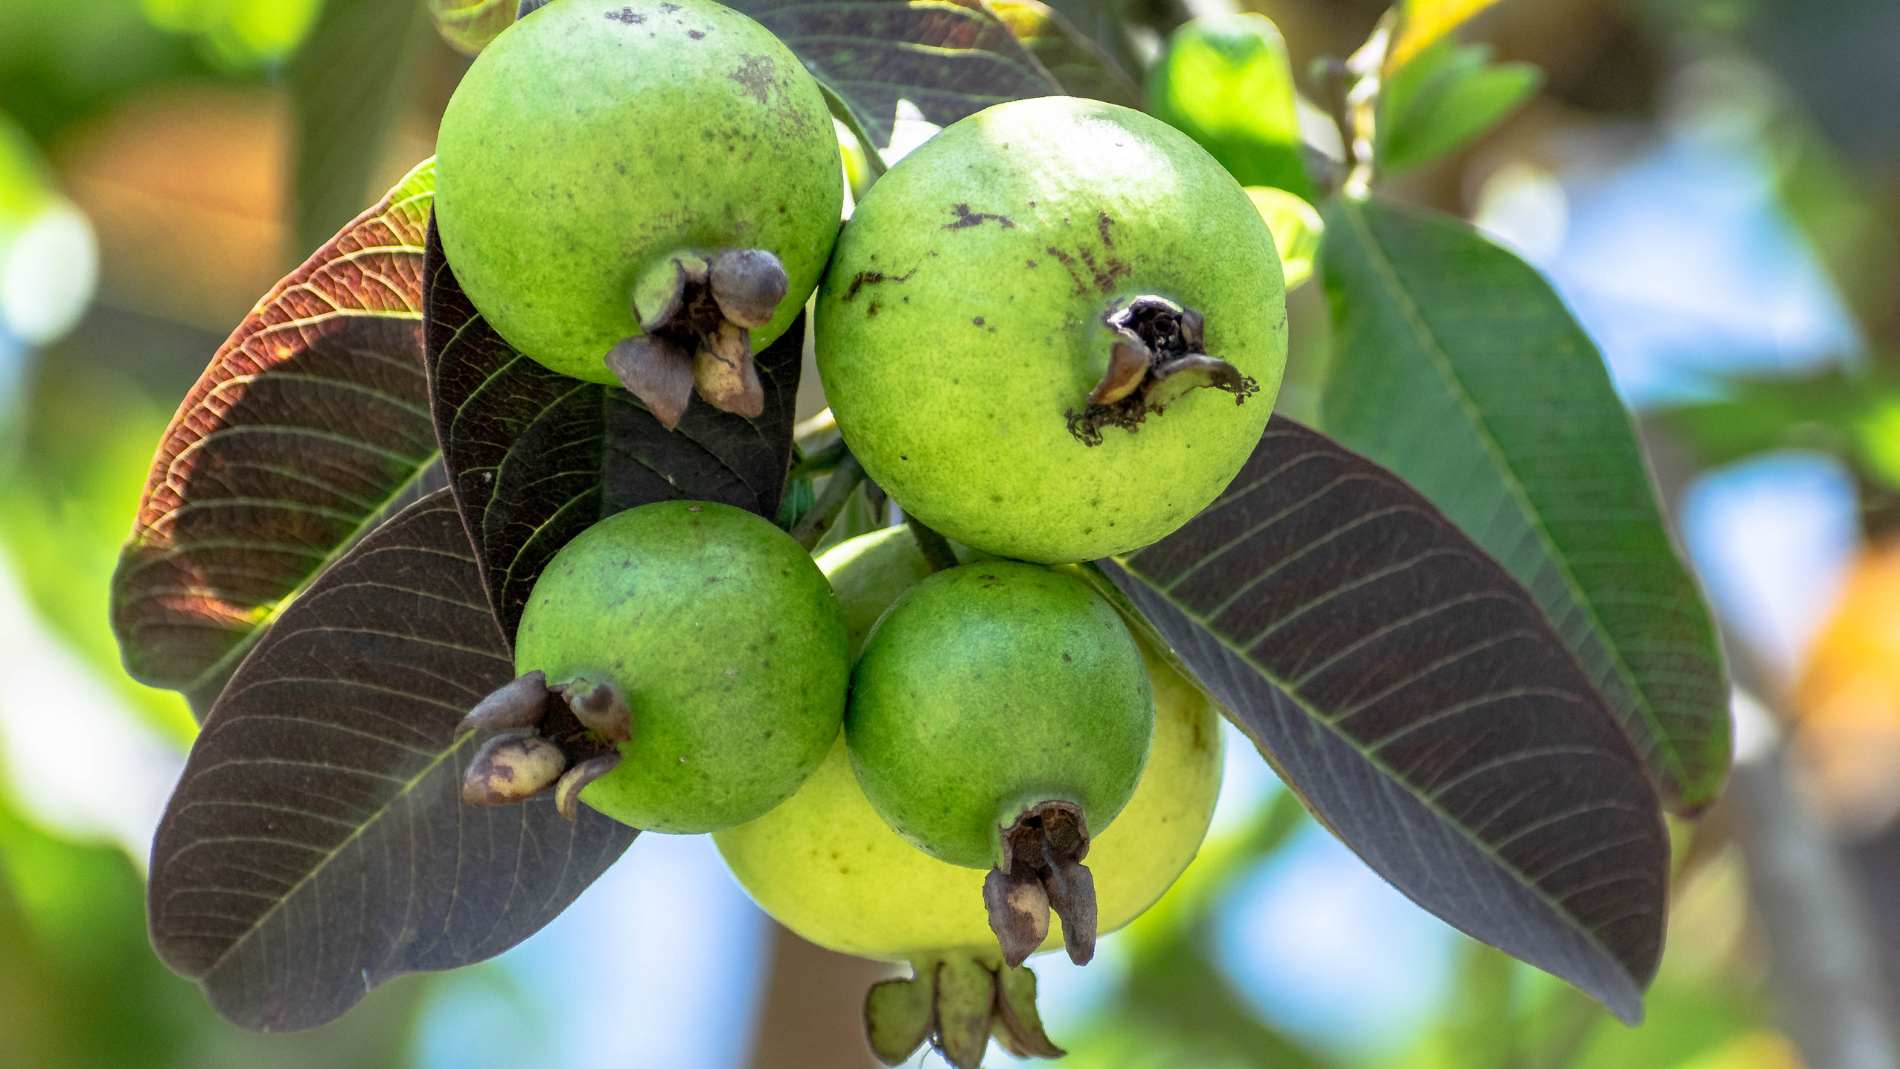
[1096,419,1669,1022]
[984,0,1141,107]
[728,0,1059,152]
[424,223,802,634]
[146,491,635,1031]
[1378,39,1541,175]
[1144,13,1312,197]
[1319,196,1731,812]
[111,159,441,714]
[289,0,428,252]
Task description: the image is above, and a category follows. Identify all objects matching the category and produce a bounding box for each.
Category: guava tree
[110,1,1729,1065]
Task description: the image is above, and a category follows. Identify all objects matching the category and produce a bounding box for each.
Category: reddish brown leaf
[111,159,440,712]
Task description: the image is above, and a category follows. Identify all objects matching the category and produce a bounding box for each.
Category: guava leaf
[1145,13,1312,197]
[1318,196,1731,811]
[289,0,428,253]
[984,0,1141,108]
[1377,39,1541,175]
[1391,0,1504,71]
[728,0,1060,152]
[424,224,802,636]
[147,490,635,1031]
[111,158,441,715]
[1654,369,1900,491]
[1096,419,1669,1023]
[428,0,517,54]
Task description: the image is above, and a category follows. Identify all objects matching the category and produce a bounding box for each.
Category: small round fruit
[847,561,1153,869]
[815,95,1287,563]
[436,0,842,416]
[715,530,1222,960]
[513,500,848,833]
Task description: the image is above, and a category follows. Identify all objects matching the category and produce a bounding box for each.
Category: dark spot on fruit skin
[728,54,776,103]
[1097,211,1116,248]
[972,316,985,327]
[1025,259,1038,269]
[604,7,644,23]
[945,203,1015,230]
[867,302,881,317]
[688,29,705,39]
[842,268,916,301]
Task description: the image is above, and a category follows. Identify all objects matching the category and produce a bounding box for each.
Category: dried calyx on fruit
[1073,294,1259,446]
[456,501,849,833]
[845,561,1155,966]
[435,0,842,428]
[865,956,1063,1069]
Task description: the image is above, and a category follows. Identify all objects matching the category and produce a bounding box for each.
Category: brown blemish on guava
[688,29,705,39]
[842,267,915,301]
[1096,211,1116,248]
[945,203,1016,230]
[1045,245,1128,297]
[728,54,776,103]
[605,7,643,23]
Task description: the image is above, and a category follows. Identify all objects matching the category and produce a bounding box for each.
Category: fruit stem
[790,454,867,549]
[906,515,959,573]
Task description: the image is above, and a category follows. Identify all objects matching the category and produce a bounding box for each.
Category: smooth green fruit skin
[513,501,848,833]
[715,530,1222,960]
[847,560,1154,869]
[815,96,1287,563]
[436,0,842,384]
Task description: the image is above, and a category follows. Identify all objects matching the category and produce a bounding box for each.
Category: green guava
[814,95,1288,563]
[510,500,848,833]
[435,0,843,426]
[714,528,1222,962]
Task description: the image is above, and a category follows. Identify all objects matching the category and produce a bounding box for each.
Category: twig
[907,515,960,572]
[790,455,866,550]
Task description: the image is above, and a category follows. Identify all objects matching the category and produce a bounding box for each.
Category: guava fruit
[814,95,1287,563]
[460,500,849,833]
[435,0,843,427]
[845,559,1154,963]
[714,528,1221,1065]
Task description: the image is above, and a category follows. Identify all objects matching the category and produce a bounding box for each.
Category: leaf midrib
[1331,197,1682,790]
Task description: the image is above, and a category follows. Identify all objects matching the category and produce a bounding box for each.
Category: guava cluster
[435,0,1282,1052]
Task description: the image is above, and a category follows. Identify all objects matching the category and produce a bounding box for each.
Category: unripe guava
[848,561,1152,869]
[436,0,842,425]
[815,96,1287,563]
[714,529,1222,961]
[512,500,848,833]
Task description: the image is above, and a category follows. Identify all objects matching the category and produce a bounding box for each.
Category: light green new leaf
[1319,196,1731,812]
[1245,185,1323,291]
[1392,0,1505,69]
[1380,39,1541,175]
[428,0,517,55]
[1145,13,1312,197]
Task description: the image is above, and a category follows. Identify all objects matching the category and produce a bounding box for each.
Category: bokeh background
[4,0,1899,1066]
